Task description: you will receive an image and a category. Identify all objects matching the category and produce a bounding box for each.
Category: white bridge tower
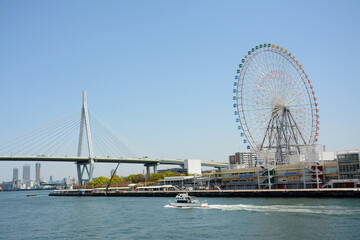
[77,91,94,185]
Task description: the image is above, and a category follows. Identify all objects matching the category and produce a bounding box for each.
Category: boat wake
[204,204,360,215]
[164,204,208,209]
[164,204,178,208]
[164,203,360,215]
[164,202,360,215]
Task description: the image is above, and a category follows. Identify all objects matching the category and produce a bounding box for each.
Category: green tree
[110,175,125,184]
[148,173,164,182]
[125,174,140,183]
[89,176,109,185]
[88,171,185,187]
[138,174,145,182]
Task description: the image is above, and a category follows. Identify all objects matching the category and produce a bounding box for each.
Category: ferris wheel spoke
[287,103,314,108]
[286,78,305,102]
[241,107,275,113]
[252,54,273,84]
[288,83,310,101]
[282,57,305,96]
[288,83,307,103]
[245,63,268,95]
[240,108,277,125]
[241,104,271,109]
[287,79,309,101]
[290,109,315,114]
[287,91,313,106]
[286,71,309,102]
[246,120,271,134]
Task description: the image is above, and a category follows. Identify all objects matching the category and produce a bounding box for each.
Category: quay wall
[49,189,360,198]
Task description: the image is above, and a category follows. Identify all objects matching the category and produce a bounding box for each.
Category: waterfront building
[35,163,41,183]
[27,181,34,188]
[223,144,345,189]
[337,150,360,179]
[13,180,25,189]
[12,168,19,182]
[219,161,339,190]
[160,175,218,190]
[312,144,337,162]
[161,176,194,188]
[64,177,78,189]
[23,164,30,182]
[325,178,360,188]
[50,176,53,182]
[136,185,177,192]
[1,182,13,190]
[229,145,336,170]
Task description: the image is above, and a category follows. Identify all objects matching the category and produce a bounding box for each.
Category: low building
[229,145,336,169]
[337,150,360,179]
[324,179,360,188]
[219,161,339,190]
[159,175,219,190]
[223,145,352,189]
[160,176,195,189]
[1,182,14,191]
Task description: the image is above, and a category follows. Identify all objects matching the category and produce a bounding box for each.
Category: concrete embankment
[49,188,360,198]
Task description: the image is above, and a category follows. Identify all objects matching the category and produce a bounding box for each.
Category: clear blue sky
[0,0,359,182]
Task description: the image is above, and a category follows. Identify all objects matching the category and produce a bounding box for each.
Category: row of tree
[83,171,186,188]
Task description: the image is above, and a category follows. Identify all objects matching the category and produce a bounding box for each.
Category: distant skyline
[1,0,359,181]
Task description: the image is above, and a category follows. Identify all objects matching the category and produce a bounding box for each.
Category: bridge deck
[0,156,228,168]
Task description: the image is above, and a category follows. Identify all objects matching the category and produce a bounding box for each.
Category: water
[1,190,360,240]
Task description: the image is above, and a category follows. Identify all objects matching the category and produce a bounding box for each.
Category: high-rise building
[110,169,115,177]
[35,163,41,183]
[13,168,19,182]
[50,176,53,182]
[23,164,30,182]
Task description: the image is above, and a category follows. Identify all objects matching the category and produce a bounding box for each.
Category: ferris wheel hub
[274,103,287,111]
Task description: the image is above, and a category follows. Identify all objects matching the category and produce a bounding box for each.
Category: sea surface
[1,190,360,240]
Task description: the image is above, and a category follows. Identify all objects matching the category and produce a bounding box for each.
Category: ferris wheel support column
[267,165,272,189]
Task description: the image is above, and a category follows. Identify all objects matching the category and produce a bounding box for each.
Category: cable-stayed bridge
[0,91,227,184]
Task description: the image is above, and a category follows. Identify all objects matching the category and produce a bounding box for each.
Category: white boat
[169,193,208,208]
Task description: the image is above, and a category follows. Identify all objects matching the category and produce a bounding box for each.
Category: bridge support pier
[76,159,94,185]
[144,163,159,174]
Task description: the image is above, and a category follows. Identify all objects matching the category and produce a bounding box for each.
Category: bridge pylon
[77,91,94,185]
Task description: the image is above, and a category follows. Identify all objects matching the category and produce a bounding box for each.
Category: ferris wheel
[233,44,319,165]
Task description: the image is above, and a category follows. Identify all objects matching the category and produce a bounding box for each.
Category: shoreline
[49,188,360,198]
[1,188,56,192]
